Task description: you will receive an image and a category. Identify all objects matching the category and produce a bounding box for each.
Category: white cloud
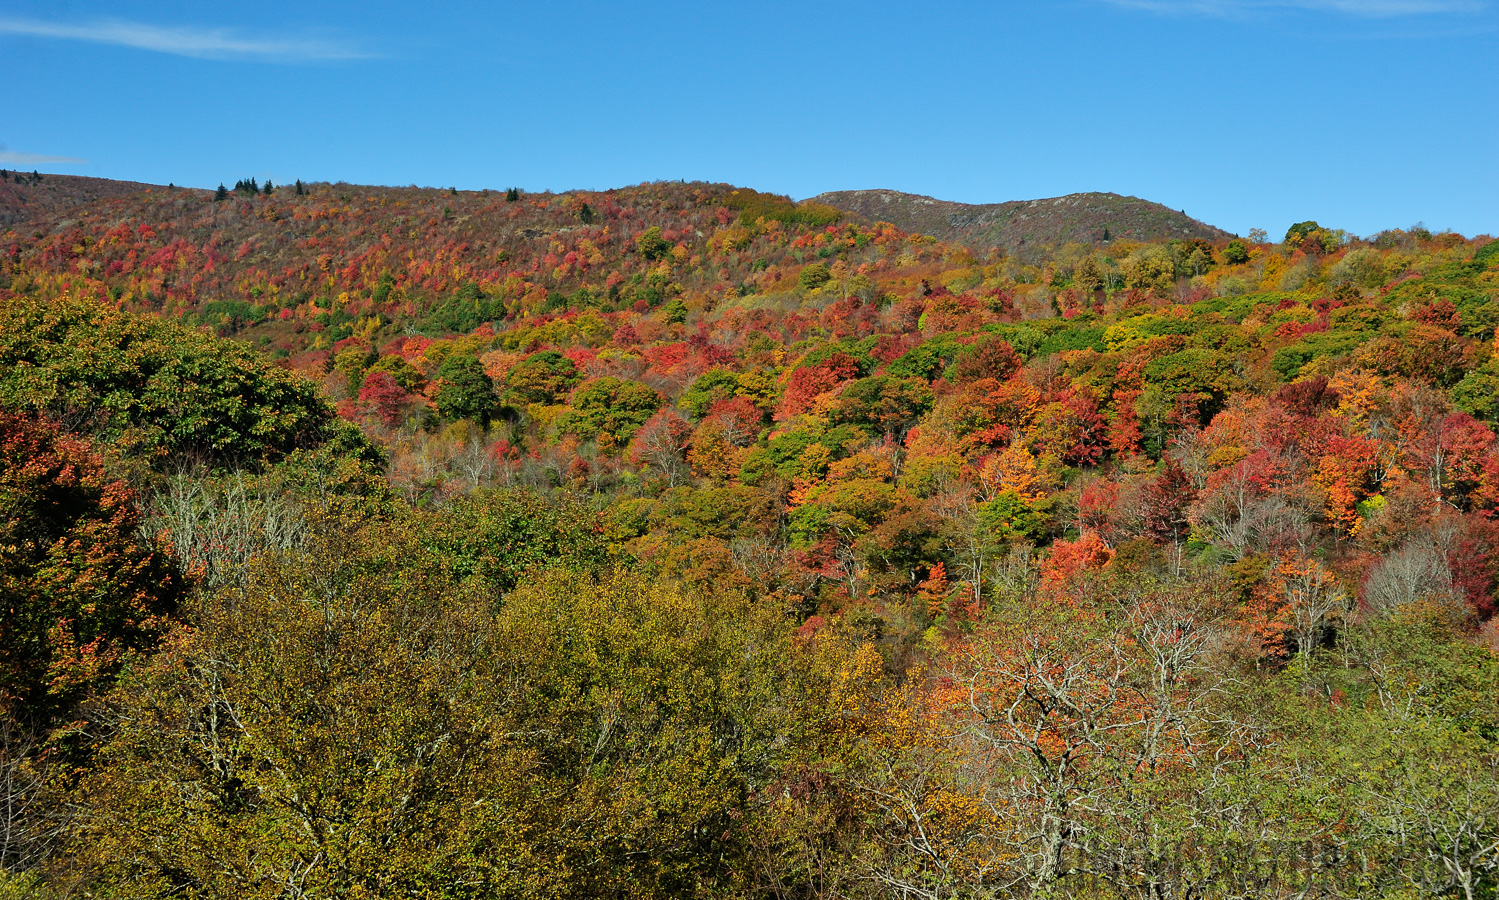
[0,145,86,166]
[1102,0,1485,15]
[0,17,368,61]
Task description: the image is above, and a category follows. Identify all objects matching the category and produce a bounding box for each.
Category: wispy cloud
[0,17,369,61]
[1102,0,1485,15]
[0,145,86,166]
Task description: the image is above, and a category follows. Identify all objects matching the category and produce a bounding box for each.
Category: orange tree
[0,409,181,726]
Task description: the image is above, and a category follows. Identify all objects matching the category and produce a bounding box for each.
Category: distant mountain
[809,189,1234,252]
[0,172,165,230]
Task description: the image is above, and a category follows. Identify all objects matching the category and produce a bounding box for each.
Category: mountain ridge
[810,188,1234,253]
[0,172,168,230]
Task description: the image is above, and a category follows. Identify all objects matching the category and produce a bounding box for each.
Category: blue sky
[1,0,1494,238]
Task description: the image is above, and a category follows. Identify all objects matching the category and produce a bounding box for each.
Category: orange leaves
[918,562,950,619]
[975,441,1047,504]
[1312,433,1379,534]
[1039,532,1113,597]
[1317,457,1363,534]
[951,377,1040,450]
[1,410,182,720]
[1202,423,1251,470]
[921,289,993,335]
[1107,388,1143,457]
[1437,413,1499,511]
[1233,554,1348,661]
[776,352,862,422]
[1028,389,1106,466]
[827,446,898,486]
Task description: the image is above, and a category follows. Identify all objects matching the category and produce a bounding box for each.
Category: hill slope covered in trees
[0,172,164,231]
[811,188,1234,252]
[2,175,1498,899]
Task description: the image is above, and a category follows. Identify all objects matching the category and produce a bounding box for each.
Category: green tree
[799,263,832,291]
[1122,245,1177,295]
[504,350,581,406]
[681,369,740,419]
[553,377,662,450]
[0,295,368,468]
[432,352,496,424]
[332,345,375,392]
[60,525,823,900]
[422,488,611,593]
[1284,220,1322,245]
[636,227,670,262]
[827,376,933,440]
[660,298,688,324]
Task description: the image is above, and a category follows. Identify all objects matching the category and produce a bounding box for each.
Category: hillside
[0,172,164,230]
[2,179,1252,365]
[811,188,1234,252]
[3,172,1499,897]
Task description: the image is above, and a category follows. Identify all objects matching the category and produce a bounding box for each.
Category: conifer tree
[295,179,305,196]
[505,187,520,202]
[215,184,229,201]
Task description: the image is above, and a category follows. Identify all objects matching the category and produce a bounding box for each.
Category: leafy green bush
[1271,330,1367,380]
[422,488,612,592]
[1473,239,1499,267]
[0,295,363,467]
[885,335,966,380]
[433,352,497,423]
[504,350,581,406]
[1036,326,1107,357]
[553,377,661,448]
[420,283,502,334]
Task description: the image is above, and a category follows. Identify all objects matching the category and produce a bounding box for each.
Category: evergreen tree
[505,187,520,202]
[215,184,229,202]
[295,179,305,196]
[263,180,273,195]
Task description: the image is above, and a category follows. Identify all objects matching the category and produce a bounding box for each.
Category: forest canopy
[1,178,1497,898]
